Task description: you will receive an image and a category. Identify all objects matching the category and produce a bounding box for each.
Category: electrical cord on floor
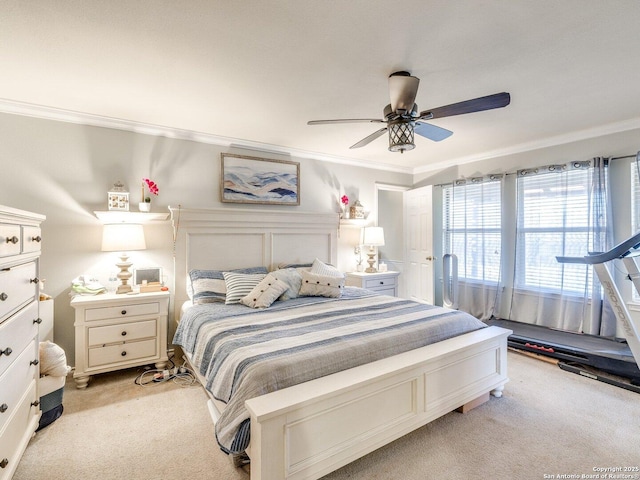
[134,356,197,387]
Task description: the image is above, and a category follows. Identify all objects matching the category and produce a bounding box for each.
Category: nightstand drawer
[88,339,157,368]
[0,301,38,377]
[85,302,160,321]
[0,262,37,323]
[0,339,38,433]
[362,277,396,289]
[88,319,157,346]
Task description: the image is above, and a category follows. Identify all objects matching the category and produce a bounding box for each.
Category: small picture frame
[108,181,130,211]
[133,267,162,286]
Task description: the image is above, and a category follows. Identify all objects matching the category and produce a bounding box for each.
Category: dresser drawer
[0,339,38,434]
[88,338,157,368]
[0,301,38,377]
[0,380,38,480]
[0,262,37,323]
[0,224,21,258]
[21,226,42,254]
[85,302,160,322]
[88,319,157,346]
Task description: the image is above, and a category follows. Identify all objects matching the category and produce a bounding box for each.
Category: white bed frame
[169,206,511,480]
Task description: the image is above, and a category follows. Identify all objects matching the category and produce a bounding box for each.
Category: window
[632,161,640,235]
[442,179,501,283]
[631,161,640,301]
[515,167,599,294]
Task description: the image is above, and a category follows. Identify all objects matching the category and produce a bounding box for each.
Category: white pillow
[223,272,267,304]
[310,258,343,278]
[299,270,345,298]
[240,273,289,308]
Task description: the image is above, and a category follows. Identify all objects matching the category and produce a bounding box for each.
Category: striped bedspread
[173,287,486,454]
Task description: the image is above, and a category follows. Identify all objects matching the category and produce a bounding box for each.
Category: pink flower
[143,178,159,196]
[341,195,349,206]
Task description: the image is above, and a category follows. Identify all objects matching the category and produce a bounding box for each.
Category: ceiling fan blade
[419,92,510,119]
[414,122,453,142]
[308,118,384,125]
[350,128,387,149]
[388,71,420,114]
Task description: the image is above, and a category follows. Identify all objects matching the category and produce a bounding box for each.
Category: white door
[405,186,434,304]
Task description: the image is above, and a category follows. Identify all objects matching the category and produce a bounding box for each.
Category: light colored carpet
[14,351,640,480]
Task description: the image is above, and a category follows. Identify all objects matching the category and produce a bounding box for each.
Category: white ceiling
[2,1,640,173]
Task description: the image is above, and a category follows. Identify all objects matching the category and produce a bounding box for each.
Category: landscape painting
[221,153,300,205]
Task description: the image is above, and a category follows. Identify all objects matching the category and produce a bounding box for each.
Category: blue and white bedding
[173,287,486,454]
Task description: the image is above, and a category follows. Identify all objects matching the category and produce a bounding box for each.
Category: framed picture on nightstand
[133,267,162,285]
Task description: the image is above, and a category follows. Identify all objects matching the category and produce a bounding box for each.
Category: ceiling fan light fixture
[388,122,415,153]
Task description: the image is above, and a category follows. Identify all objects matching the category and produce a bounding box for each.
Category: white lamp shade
[101,224,147,252]
[362,226,385,247]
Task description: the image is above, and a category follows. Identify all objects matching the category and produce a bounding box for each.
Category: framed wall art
[221,153,300,205]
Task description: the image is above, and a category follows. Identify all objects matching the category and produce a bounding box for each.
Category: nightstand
[70,291,170,389]
[345,271,400,296]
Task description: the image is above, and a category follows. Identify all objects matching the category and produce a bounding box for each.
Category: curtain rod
[611,153,638,161]
[433,153,639,188]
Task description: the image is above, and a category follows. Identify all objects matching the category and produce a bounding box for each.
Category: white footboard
[245,325,511,480]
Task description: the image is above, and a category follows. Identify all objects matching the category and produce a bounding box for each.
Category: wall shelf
[94,211,169,223]
[339,218,366,227]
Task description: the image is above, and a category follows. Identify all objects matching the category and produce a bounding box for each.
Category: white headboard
[169,206,339,320]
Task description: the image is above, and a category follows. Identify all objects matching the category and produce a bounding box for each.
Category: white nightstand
[70,291,170,389]
[345,271,400,297]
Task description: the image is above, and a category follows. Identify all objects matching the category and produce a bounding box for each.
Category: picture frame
[221,153,300,205]
[133,267,162,286]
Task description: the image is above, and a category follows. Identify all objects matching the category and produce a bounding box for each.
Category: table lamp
[362,226,385,273]
[101,223,146,294]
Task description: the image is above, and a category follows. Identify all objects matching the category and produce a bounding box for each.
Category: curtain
[443,176,502,320]
[507,158,613,334]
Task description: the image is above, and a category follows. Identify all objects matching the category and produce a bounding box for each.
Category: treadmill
[490,231,640,392]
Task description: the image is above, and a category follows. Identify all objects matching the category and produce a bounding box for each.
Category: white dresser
[0,205,44,480]
[70,291,170,389]
[345,271,400,297]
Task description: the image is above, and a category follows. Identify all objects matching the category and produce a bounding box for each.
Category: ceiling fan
[307,71,511,153]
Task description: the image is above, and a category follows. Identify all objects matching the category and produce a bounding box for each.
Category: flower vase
[139,202,151,212]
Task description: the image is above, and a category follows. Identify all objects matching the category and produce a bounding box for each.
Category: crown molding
[414,117,640,175]
[0,98,412,175]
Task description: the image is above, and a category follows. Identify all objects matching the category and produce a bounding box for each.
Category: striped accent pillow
[311,258,343,278]
[189,267,267,304]
[223,272,267,304]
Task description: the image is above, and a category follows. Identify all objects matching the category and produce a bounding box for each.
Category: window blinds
[515,167,594,294]
[442,179,501,283]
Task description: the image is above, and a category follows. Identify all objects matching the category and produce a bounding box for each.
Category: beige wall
[0,112,412,365]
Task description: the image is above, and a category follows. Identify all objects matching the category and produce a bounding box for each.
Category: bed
[169,206,511,480]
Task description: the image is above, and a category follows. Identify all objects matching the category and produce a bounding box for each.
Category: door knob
[425,256,436,261]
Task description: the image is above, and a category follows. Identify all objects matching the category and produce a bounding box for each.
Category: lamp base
[365,252,378,273]
[115,253,134,294]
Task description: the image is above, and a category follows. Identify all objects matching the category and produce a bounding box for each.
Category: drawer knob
[121,331,127,336]
[30,277,40,284]
[0,292,6,301]
[0,347,12,357]
[1,458,8,469]
[121,310,127,315]
[5,236,18,244]
[30,359,39,366]
[121,351,127,357]
[33,318,43,324]
[33,235,42,243]
[31,400,40,407]
[0,403,7,413]
[379,281,384,285]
